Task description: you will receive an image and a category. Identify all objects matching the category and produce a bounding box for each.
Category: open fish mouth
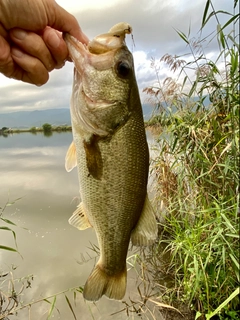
[64,23,132,73]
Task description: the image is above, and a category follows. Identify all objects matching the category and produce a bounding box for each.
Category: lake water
[0,132,163,320]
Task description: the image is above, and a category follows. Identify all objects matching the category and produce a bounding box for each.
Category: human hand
[0,0,89,86]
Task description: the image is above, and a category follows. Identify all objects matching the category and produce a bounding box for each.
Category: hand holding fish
[0,0,88,86]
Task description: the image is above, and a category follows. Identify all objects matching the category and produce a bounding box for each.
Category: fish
[64,22,157,302]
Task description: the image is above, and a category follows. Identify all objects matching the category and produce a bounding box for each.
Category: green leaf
[229,254,240,270]
[47,296,57,320]
[202,11,215,29]
[65,295,77,320]
[1,218,17,226]
[219,29,226,49]
[0,226,18,249]
[225,233,239,238]
[221,13,240,31]
[195,311,202,320]
[206,287,240,319]
[43,299,51,304]
[221,213,235,232]
[201,0,210,28]
[174,29,189,44]
[0,245,18,252]
[182,75,188,89]
[189,80,197,97]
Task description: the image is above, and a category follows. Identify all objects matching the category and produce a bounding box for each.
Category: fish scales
[77,114,149,265]
[64,22,157,302]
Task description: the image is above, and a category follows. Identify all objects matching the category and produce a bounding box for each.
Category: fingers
[42,27,68,68]
[11,48,49,85]
[7,27,69,86]
[10,28,55,71]
[0,0,89,44]
[0,0,89,86]
[0,34,49,86]
[0,34,11,75]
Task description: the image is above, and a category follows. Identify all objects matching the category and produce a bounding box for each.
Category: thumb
[48,1,89,44]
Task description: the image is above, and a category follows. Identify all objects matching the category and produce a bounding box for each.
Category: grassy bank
[142,1,239,319]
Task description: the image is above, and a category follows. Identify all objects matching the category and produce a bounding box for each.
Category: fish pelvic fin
[65,141,77,172]
[131,194,158,246]
[68,202,92,230]
[83,263,127,302]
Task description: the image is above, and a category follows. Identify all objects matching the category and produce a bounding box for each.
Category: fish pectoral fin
[131,195,158,246]
[83,136,103,180]
[65,141,77,172]
[68,202,92,230]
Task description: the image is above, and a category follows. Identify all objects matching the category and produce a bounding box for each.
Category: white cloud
[56,0,127,12]
[0,0,234,114]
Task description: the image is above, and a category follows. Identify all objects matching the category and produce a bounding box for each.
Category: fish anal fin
[68,202,91,230]
[83,135,103,180]
[131,195,158,246]
[83,262,126,302]
[65,141,77,172]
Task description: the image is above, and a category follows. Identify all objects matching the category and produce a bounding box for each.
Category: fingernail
[12,29,27,40]
[47,31,61,49]
[12,48,24,58]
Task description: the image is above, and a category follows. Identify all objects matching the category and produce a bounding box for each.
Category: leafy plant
[144,0,239,319]
[0,198,22,255]
[42,123,52,133]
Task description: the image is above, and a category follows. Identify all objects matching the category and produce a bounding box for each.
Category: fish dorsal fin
[131,195,158,246]
[68,202,92,230]
[65,141,77,172]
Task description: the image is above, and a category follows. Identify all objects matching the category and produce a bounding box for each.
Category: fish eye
[116,61,130,78]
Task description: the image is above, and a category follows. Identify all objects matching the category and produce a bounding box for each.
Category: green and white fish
[64,22,157,302]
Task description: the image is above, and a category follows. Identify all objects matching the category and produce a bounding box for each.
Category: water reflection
[0,132,161,320]
[43,130,53,137]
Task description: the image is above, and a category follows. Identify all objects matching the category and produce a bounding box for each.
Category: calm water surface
[0,132,161,320]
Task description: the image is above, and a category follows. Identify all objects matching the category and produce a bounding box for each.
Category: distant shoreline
[0,125,72,135]
[1,121,157,136]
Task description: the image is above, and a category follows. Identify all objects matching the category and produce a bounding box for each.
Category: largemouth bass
[64,22,157,302]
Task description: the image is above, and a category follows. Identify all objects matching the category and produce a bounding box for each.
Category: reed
[144,1,239,319]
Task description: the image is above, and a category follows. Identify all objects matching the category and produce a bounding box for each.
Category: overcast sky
[0,0,235,113]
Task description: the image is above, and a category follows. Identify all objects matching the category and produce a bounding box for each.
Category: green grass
[143,0,239,319]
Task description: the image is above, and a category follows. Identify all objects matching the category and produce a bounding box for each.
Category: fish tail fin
[83,263,127,301]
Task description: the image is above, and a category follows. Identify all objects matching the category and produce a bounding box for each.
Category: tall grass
[145,0,239,319]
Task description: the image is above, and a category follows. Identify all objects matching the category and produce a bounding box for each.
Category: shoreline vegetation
[138,1,239,319]
[0,123,72,136]
[0,122,153,136]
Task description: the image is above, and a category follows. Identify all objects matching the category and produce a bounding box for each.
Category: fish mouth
[64,28,129,73]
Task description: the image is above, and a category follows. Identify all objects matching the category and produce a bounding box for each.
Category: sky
[0,0,236,113]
